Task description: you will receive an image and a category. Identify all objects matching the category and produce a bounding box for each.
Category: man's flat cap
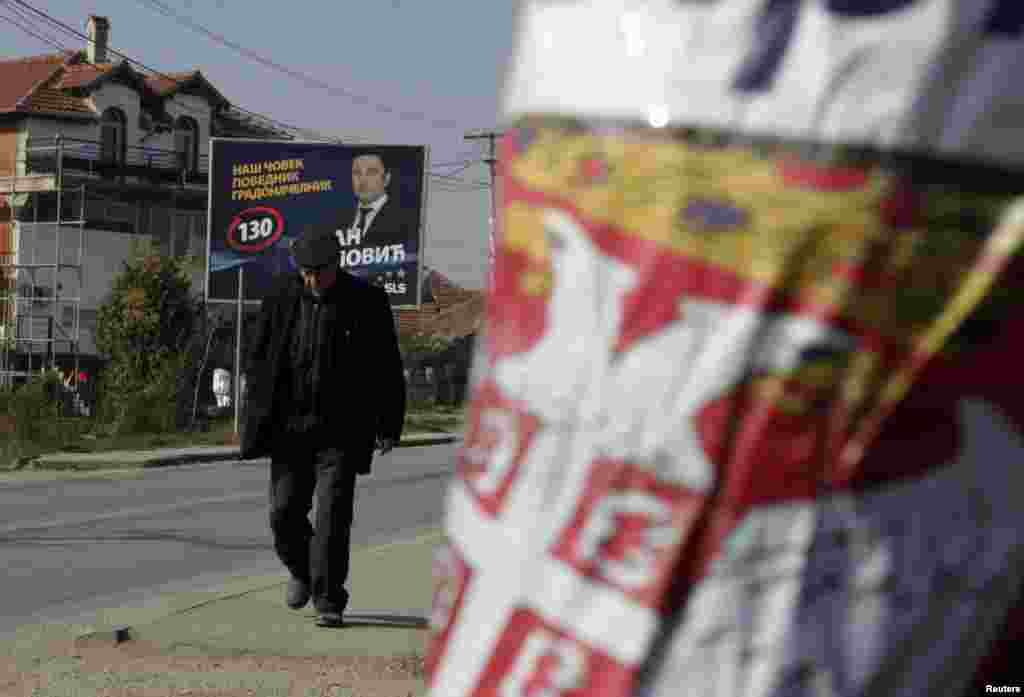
[291,233,340,268]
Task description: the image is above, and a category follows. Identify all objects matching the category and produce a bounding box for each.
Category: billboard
[206,139,428,307]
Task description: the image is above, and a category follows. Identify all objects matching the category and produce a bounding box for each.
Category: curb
[140,433,461,468]
[26,433,462,471]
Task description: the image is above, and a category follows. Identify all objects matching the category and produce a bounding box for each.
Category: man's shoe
[286,578,311,610]
[314,593,348,627]
[315,610,345,627]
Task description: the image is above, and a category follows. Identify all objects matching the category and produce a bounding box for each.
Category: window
[174,117,198,173]
[99,108,126,165]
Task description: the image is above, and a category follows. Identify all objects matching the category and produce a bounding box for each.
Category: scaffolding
[0,135,86,403]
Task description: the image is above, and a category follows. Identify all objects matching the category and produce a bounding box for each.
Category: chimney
[86,15,110,64]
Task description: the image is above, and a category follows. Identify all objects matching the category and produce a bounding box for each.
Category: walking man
[240,232,406,627]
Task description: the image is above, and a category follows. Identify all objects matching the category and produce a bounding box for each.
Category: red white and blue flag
[428,2,1024,695]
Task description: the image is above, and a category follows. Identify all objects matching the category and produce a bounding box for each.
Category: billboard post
[233,264,244,435]
[465,130,501,288]
[205,139,429,310]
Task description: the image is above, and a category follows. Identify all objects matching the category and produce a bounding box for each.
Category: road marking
[0,469,455,536]
[0,491,264,536]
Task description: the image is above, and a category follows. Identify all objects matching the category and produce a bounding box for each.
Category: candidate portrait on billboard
[317,148,421,300]
[206,139,427,308]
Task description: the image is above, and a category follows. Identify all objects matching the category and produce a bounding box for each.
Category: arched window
[175,116,198,173]
[99,108,126,165]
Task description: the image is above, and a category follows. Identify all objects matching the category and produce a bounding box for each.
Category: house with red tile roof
[0,15,288,371]
[395,265,483,405]
[396,265,483,339]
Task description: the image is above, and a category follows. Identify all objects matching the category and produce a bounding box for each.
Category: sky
[1,0,520,289]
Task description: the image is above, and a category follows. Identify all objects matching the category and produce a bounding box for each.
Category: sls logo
[226,207,284,253]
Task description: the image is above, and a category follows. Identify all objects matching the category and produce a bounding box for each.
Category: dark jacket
[328,198,420,253]
[239,270,406,473]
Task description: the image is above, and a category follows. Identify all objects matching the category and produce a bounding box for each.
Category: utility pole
[464,130,503,288]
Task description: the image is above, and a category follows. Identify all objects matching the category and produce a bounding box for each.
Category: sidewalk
[25,431,461,471]
[2,528,442,696]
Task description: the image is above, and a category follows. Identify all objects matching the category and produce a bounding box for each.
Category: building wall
[0,126,20,332]
[0,126,20,177]
[163,93,213,162]
[26,87,214,172]
[12,103,212,359]
[91,82,141,159]
[13,222,143,355]
[0,66,235,370]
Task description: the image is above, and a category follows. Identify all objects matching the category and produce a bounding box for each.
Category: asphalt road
[0,443,457,638]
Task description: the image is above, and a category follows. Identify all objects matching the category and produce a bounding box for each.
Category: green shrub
[94,240,201,435]
[0,369,88,464]
[4,369,62,438]
[398,331,455,360]
[97,350,185,435]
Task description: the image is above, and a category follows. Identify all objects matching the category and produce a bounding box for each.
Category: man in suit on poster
[325,151,419,295]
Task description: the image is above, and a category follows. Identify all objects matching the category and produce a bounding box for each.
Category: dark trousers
[269,436,357,611]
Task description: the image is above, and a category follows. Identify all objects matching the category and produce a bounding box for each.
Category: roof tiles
[0,52,67,112]
[19,85,94,115]
[0,50,209,117]
[146,71,198,95]
[395,271,483,339]
[55,62,114,89]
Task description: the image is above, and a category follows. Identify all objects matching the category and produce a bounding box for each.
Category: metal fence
[24,136,208,184]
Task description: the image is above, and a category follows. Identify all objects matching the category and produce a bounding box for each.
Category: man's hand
[375,436,397,454]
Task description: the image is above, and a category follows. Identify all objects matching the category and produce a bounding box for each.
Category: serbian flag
[429,2,1024,695]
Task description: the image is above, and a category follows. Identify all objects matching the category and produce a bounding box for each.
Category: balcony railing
[24,136,209,186]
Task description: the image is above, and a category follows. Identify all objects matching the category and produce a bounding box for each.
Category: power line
[430,159,475,169]
[5,1,481,164]
[0,9,67,52]
[3,4,484,173]
[431,183,490,194]
[430,162,477,180]
[7,0,335,141]
[1,0,66,49]
[0,13,492,202]
[5,0,46,31]
[131,0,462,131]
[0,1,234,127]
[428,179,490,190]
